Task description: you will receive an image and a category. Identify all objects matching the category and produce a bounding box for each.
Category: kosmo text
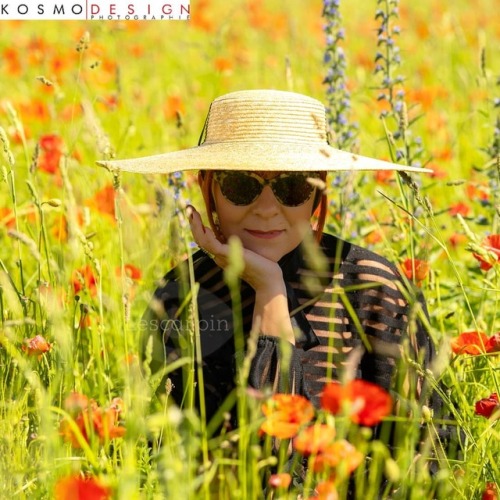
[0,0,190,20]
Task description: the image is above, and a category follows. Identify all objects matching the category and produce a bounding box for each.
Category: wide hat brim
[96,89,432,175]
[97,142,431,174]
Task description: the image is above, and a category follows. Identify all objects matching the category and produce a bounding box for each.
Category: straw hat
[97,89,431,174]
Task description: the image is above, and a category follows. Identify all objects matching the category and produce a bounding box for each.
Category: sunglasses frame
[213,171,320,207]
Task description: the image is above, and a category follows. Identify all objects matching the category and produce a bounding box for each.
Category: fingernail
[186,206,193,220]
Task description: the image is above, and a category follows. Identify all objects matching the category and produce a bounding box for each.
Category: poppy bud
[384,458,401,482]
[422,405,433,423]
[46,198,62,207]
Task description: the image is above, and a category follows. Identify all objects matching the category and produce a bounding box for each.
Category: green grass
[0,1,499,498]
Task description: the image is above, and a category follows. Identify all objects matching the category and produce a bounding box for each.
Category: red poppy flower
[486,334,500,353]
[310,439,364,474]
[116,264,142,281]
[449,202,470,217]
[374,169,394,185]
[407,86,449,112]
[450,331,490,355]
[125,353,138,366]
[482,482,498,500]
[85,184,116,219]
[129,44,144,57]
[54,474,111,500]
[38,134,64,175]
[78,309,94,329]
[99,94,119,110]
[60,395,98,447]
[164,95,185,120]
[294,424,336,456]
[3,47,22,75]
[214,56,233,74]
[466,182,489,202]
[401,258,430,286]
[260,394,314,439]
[60,394,125,448]
[312,481,339,500]
[52,210,85,242]
[428,165,447,179]
[364,229,383,245]
[100,57,118,76]
[190,0,214,32]
[429,147,453,161]
[0,207,16,229]
[19,99,50,122]
[22,334,51,358]
[268,473,292,489]
[93,403,126,441]
[449,232,467,248]
[475,394,500,419]
[473,235,500,271]
[63,392,92,415]
[320,380,392,427]
[27,36,49,65]
[71,265,98,296]
[50,54,69,75]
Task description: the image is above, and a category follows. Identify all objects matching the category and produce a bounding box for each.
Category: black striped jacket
[143,232,434,422]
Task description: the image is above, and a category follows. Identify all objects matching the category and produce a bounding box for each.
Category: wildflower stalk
[470,53,500,336]
[169,172,189,214]
[58,156,80,248]
[322,0,357,151]
[73,30,90,108]
[26,180,54,284]
[374,0,425,168]
[322,0,360,239]
[223,238,250,498]
[111,172,130,373]
[75,225,110,402]
[186,256,211,499]
[0,128,27,313]
[480,54,499,230]
[374,0,433,270]
[4,102,29,168]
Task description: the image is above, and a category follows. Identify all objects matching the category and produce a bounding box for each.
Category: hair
[198,171,328,244]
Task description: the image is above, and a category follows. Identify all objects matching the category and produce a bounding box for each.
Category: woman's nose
[251,185,281,216]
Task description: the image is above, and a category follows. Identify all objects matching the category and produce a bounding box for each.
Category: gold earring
[212,213,226,243]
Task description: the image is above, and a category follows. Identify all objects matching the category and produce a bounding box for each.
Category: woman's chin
[247,246,286,262]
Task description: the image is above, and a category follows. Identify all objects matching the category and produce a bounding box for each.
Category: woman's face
[213,171,316,262]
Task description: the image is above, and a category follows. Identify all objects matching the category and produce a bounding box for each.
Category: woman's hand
[187,205,295,344]
[186,205,283,293]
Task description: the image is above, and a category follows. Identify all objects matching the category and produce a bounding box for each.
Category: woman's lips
[245,229,285,239]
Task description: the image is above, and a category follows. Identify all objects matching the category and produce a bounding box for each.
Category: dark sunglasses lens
[273,174,314,206]
[219,173,262,205]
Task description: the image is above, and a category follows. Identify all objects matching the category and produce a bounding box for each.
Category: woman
[98,89,435,426]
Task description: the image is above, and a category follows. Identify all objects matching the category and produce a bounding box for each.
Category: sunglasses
[213,171,320,207]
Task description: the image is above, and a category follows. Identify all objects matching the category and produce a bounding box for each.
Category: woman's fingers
[186,205,226,262]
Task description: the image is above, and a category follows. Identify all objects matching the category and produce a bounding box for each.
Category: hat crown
[98,88,432,174]
[203,90,328,145]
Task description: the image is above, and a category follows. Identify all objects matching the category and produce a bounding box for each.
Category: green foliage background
[0,0,499,498]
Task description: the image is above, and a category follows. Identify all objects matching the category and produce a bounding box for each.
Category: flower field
[0,0,499,498]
